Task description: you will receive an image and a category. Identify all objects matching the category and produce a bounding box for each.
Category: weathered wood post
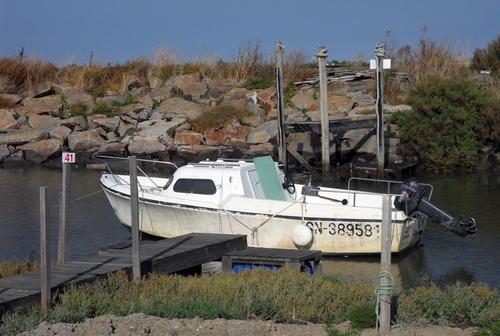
[316,45,330,176]
[375,43,386,179]
[275,41,287,167]
[39,186,50,315]
[128,156,141,281]
[379,194,393,335]
[58,161,70,264]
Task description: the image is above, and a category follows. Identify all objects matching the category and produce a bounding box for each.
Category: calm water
[0,164,498,289]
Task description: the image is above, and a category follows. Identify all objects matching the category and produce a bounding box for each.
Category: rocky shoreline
[0,71,412,167]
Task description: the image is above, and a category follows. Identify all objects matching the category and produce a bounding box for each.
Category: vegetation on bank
[0,270,498,336]
[391,76,499,169]
[0,260,38,279]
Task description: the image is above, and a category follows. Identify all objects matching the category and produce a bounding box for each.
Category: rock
[65,92,95,110]
[156,97,205,121]
[246,143,274,157]
[349,106,376,116]
[21,95,62,114]
[204,126,251,146]
[68,130,105,151]
[96,96,125,106]
[136,120,181,139]
[290,89,317,110]
[93,116,120,132]
[27,113,61,129]
[97,142,127,155]
[285,107,308,122]
[342,128,376,153]
[334,321,352,334]
[0,109,19,129]
[173,73,208,99]
[121,103,147,119]
[117,122,136,138]
[31,85,54,98]
[328,94,353,114]
[246,120,278,144]
[16,115,28,126]
[49,126,72,140]
[224,87,250,101]
[0,129,48,145]
[384,104,412,113]
[0,144,10,162]
[348,91,375,107]
[106,132,120,142]
[0,94,22,106]
[207,81,237,99]
[256,87,276,110]
[137,106,153,121]
[20,139,62,164]
[151,86,173,101]
[61,116,87,130]
[94,127,107,138]
[128,135,167,155]
[121,74,144,93]
[174,130,203,145]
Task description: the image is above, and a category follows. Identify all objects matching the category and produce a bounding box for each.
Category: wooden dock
[0,233,247,314]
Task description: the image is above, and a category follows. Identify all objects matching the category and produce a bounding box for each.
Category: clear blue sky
[1,0,498,65]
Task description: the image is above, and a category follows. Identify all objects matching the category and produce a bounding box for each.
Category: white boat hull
[102,182,426,254]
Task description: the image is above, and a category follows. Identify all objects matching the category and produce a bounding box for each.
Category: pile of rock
[0,71,411,165]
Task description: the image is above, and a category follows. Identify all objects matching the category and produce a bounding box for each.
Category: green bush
[473,321,500,336]
[397,282,499,326]
[347,304,376,329]
[391,75,496,169]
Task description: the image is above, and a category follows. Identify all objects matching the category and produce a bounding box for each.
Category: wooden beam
[58,162,70,264]
[316,46,330,176]
[39,186,50,315]
[275,41,287,167]
[287,147,314,173]
[128,156,141,281]
[379,194,393,335]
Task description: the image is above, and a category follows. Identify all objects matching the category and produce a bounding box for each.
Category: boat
[99,155,477,255]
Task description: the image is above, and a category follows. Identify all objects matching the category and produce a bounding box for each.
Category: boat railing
[92,154,178,189]
[347,176,433,200]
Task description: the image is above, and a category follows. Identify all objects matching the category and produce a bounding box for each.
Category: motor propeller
[394,181,477,237]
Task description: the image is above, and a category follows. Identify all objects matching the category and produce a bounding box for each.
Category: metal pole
[129,156,141,281]
[316,45,329,176]
[275,41,287,168]
[39,186,50,315]
[58,163,70,264]
[375,43,385,179]
[379,194,392,335]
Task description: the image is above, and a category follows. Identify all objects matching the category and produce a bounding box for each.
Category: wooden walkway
[0,233,247,313]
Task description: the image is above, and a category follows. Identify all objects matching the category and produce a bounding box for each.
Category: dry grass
[0,260,39,279]
[0,57,57,93]
[192,103,251,132]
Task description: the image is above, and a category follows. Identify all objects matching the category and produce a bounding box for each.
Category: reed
[0,260,39,279]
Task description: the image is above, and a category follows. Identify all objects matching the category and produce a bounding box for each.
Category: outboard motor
[394,181,477,237]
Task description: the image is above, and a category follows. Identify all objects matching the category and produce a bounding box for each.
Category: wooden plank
[380,194,393,334]
[39,186,50,315]
[287,147,315,173]
[129,156,141,281]
[58,162,70,264]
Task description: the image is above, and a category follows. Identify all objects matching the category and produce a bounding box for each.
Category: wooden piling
[316,46,329,176]
[379,194,393,335]
[275,41,287,167]
[375,43,386,179]
[39,186,50,315]
[128,156,141,281]
[58,163,70,264]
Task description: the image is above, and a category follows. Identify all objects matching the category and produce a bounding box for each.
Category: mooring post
[39,186,50,315]
[379,194,393,335]
[316,45,329,176]
[375,43,386,179]
[58,162,70,264]
[275,41,287,168]
[128,156,141,281]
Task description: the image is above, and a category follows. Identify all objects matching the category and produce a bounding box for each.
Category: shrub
[92,102,117,117]
[473,321,500,336]
[347,304,376,329]
[67,101,89,117]
[391,75,496,169]
[0,260,39,279]
[397,282,499,326]
[472,36,500,75]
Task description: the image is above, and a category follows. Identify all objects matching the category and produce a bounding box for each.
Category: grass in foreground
[0,270,498,336]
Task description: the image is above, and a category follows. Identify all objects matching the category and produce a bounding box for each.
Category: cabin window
[173,178,217,195]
